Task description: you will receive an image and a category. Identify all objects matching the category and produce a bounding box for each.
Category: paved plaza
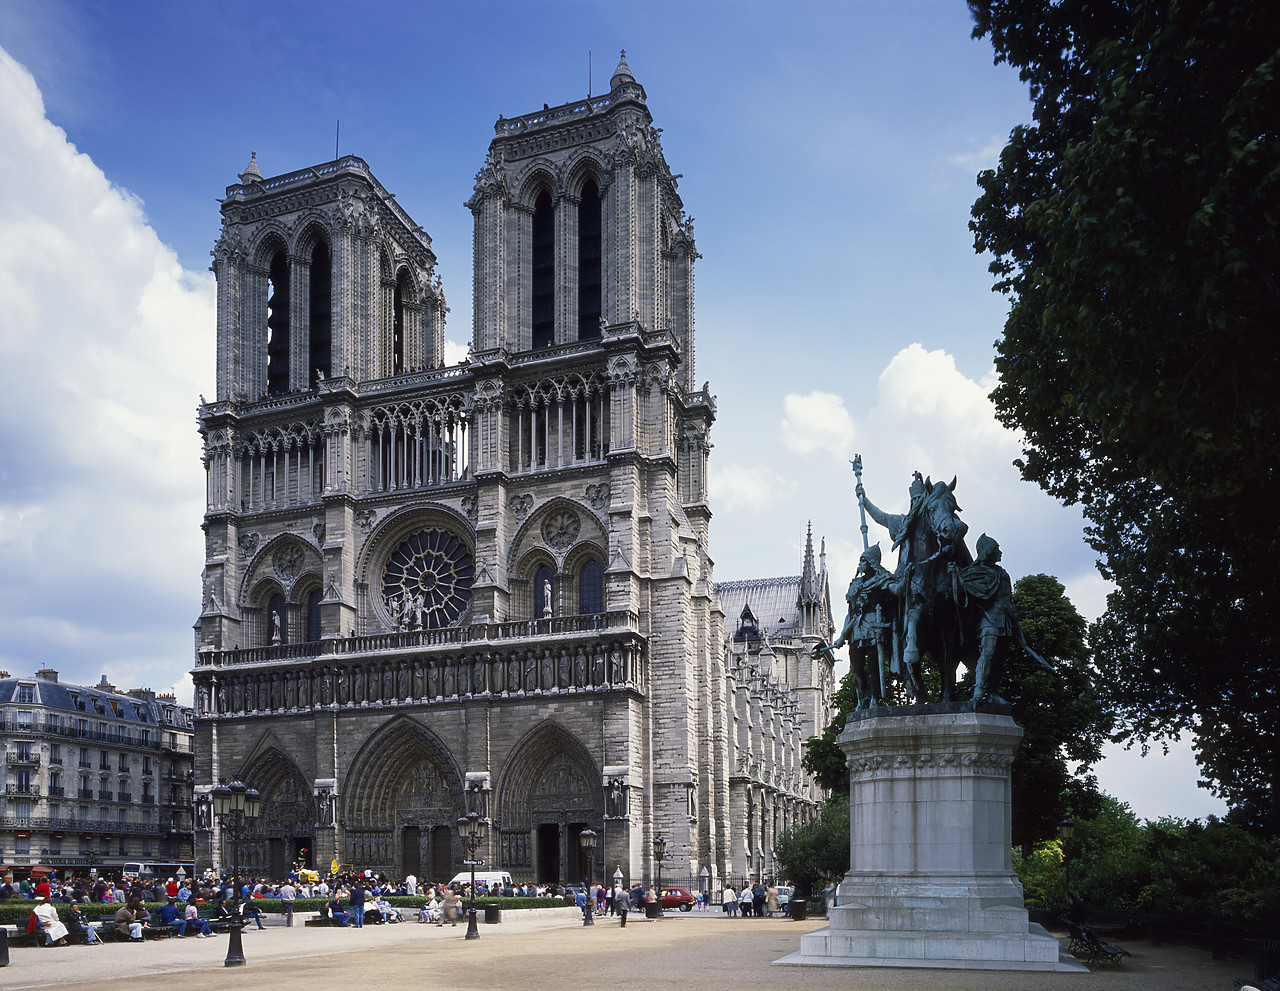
[0,911,1241,991]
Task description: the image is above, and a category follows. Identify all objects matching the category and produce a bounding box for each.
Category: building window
[17,710,32,730]
[531,190,555,349]
[578,560,604,614]
[392,272,408,374]
[142,838,152,856]
[49,835,61,855]
[307,587,324,642]
[309,240,332,386]
[578,180,602,340]
[17,684,34,703]
[15,834,29,855]
[14,801,32,824]
[79,837,88,855]
[266,249,291,396]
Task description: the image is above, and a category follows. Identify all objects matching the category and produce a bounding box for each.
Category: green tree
[801,666,861,794]
[774,794,850,899]
[998,575,1110,854]
[968,0,1280,824]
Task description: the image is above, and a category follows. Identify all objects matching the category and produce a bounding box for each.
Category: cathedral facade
[191,55,833,888]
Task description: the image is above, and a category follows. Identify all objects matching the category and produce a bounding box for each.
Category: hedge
[0,895,572,926]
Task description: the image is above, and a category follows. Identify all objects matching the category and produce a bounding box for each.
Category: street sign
[462,858,485,866]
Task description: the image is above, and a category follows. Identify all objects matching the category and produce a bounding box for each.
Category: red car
[660,887,696,911]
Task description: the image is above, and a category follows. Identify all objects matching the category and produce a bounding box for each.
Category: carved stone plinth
[777,707,1083,972]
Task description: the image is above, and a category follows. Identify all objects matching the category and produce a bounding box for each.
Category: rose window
[382,529,474,630]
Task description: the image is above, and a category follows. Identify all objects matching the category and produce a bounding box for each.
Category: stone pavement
[0,911,1243,991]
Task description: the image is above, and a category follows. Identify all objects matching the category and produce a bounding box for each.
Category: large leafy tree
[969,0,1280,824]
[992,575,1109,854]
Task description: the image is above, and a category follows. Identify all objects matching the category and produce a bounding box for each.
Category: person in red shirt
[166,877,179,899]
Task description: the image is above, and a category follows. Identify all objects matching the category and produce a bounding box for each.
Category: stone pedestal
[777,707,1082,972]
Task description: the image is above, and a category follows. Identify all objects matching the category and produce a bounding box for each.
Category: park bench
[1082,927,1130,965]
[1083,907,1133,934]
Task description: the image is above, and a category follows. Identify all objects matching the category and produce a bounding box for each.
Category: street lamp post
[579,828,597,926]
[211,779,262,967]
[1059,819,1076,901]
[652,834,667,918]
[457,810,489,940]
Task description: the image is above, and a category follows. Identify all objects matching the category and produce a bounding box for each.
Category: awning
[29,865,55,875]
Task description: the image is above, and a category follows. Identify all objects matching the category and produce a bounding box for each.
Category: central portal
[536,823,560,881]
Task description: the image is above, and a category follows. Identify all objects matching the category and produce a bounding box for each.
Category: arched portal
[239,747,314,880]
[496,722,602,884]
[342,718,464,879]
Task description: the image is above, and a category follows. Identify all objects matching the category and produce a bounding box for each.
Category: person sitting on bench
[181,899,213,938]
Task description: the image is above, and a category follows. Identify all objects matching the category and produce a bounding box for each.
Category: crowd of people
[3,867,800,946]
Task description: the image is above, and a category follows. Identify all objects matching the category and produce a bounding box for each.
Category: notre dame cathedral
[191,54,835,889]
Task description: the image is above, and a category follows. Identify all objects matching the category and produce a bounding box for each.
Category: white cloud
[1096,738,1226,822]
[782,391,856,457]
[948,136,1006,173]
[444,336,469,365]
[1062,569,1113,625]
[0,49,214,691]
[709,462,797,513]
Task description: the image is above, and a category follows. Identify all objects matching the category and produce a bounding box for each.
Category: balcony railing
[48,785,66,797]
[4,784,40,796]
[195,610,641,668]
[0,814,164,835]
[5,752,40,766]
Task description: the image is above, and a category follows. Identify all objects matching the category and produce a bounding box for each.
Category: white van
[449,870,512,890]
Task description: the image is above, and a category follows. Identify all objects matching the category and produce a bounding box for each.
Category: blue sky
[0,0,1224,821]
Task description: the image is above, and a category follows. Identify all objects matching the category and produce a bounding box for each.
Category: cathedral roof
[716,575,803,640]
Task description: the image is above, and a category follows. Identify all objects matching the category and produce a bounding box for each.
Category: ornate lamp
[579,828,598,926]
[457,810,489,940]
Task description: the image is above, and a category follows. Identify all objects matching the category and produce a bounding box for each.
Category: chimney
[36,669,59,682]
[97,674,117,694]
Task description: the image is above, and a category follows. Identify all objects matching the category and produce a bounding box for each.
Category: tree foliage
[969,0,1280,823]
[1019,794,1280,927]
[774,794,850,895]
[991,575,1110,854]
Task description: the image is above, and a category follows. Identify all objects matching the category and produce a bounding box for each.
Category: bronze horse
[894,477,974,703]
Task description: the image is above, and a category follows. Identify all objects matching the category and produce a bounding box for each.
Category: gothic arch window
[578,559,603,615]
[266,250,291,396]
[532,190,555,349]
[308,240,331,387]
[578,179,602,340]
[534,564,555,619]
[267,593,288,646]
[392,272,409,375]
[305,587,323,642]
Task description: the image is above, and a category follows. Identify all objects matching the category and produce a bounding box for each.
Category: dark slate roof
[716,576,803,640]
[0,676,191,727]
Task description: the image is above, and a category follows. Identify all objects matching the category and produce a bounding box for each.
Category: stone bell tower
[191,54,744,891]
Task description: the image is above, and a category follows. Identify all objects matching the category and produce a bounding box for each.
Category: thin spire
[800,521,817,601]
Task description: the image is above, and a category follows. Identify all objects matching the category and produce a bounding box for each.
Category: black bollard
[0,926,9,967]
[224,922,246,967]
